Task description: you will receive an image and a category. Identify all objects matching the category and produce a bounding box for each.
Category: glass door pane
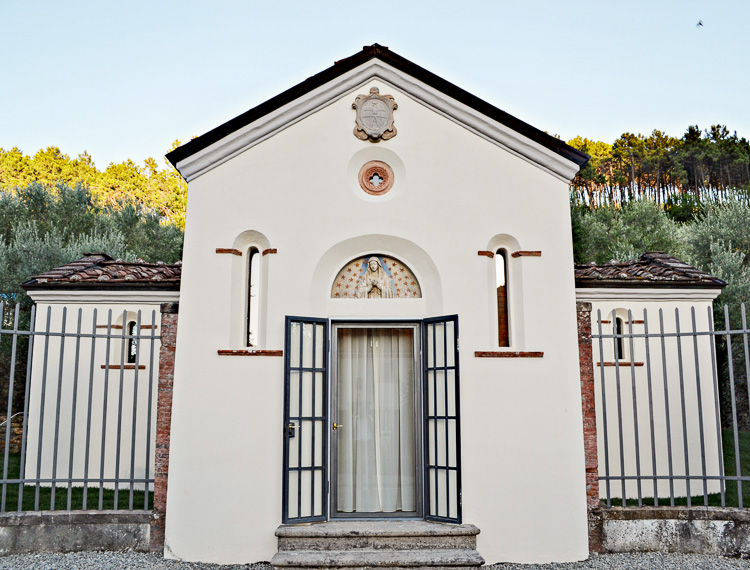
[423,315,461,523]
[282,317,328,524]
[334,326,418,515]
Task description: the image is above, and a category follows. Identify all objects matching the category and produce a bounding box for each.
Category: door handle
[288,423,296,438]
[333,423,343,430]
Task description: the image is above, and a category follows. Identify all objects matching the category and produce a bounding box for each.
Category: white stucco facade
[164,55,589,564]
[576,287,724,501]
[23,290,176,493]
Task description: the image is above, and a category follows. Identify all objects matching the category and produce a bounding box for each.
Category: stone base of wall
[603,507,750,556]
[0,511,150,555]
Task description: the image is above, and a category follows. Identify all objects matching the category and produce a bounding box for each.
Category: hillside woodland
[0,145,186,309]
[568,125,750,321]
[0,125,748,313]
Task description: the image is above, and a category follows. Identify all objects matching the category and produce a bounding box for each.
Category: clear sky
[1,0,747,169]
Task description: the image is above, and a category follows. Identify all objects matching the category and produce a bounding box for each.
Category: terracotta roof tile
[22,252,181,291]
[574,252,726,289]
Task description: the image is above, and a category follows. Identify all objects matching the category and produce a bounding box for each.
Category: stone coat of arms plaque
[352,87,397,142]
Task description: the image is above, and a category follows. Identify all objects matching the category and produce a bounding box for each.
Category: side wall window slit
[495,249,509,347]
[614,316,624,361]
[247,247,260,347]
[127,320,138,363]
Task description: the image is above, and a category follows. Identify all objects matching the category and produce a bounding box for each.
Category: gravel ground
[0,552,750,570]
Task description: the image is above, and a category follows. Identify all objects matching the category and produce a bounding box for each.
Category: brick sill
[474,351,544,358]
[217,349,283,357]
[100,364,146,370]
[597,361,644,367]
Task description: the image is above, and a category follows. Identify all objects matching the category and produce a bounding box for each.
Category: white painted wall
[165,71,588,564]
[23,291,175,496]
[576,288,723,502]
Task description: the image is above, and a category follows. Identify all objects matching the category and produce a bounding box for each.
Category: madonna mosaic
[331,255,422,299]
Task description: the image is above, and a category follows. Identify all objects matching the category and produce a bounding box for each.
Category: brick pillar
[577,301,603,553]
[151,302,178,554]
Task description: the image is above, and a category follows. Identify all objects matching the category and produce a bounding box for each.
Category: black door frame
[282,315,462,525]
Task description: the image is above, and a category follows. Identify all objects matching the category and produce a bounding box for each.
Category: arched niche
[485,234,525,349]
[228,230,272,347]
[331,255,422,299]
[310,234,441,316]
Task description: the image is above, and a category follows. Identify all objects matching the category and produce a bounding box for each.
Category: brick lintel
[100,364,146,370]
[474,351,544,358]
[511,250,542,258]
[598,361,645,367]
[217,349,283,357]
[477,250,494,258]
[216,248,242,256]
[262,248,277,256]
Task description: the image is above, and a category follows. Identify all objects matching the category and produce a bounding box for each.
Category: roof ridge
[166,44,589,172]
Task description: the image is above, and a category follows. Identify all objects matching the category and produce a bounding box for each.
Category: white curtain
[337,328,416,513]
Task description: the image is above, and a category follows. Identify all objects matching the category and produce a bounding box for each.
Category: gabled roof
[21,253,181,291]
[167,44,589,182]
[574,252,726,289]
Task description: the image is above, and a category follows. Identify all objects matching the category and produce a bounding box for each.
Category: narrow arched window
[614,317,624,361]
[127,321,138,364]
[247,247,260,347]
[495,250,509,347]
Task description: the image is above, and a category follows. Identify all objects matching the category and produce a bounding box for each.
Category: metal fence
[593,303,750,508]
[0,303,160,513]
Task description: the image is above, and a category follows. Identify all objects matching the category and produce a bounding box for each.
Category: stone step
[275,521,479,552]
[270,547,485,569]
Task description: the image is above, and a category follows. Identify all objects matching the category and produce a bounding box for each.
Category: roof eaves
[574,278,727,290]
[21,281,181,292]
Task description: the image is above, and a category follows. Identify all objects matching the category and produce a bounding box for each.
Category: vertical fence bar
[626,310,642,504]
[743,303,750,399]
[658,309,675,505]
[612,311,627,505]
[725,305,743,508]
[82,309,98,510]
[99,310,114,510]
[143,310,157,509]
[641,309,659,505]
[596,310,612,506]
[34,307,53,511]
[0,304,7,509]
[66,309,83,510]
[743,304,750,502]
[1,305,15,511]
[17,304,36,511]
[675,309,691,506]
[1,304,19,513]
[50,307,68,509]
[690,307,709,504]
[707,306,726,507]
[113,310,128,509]
[128,311,142,510]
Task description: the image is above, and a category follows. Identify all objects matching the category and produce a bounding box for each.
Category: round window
[358,161,394,195]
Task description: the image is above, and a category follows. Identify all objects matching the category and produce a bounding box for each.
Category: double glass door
[282,316,460,525]
[333,325,419,517]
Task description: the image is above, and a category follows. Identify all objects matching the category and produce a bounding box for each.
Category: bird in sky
[697,20,704,27]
